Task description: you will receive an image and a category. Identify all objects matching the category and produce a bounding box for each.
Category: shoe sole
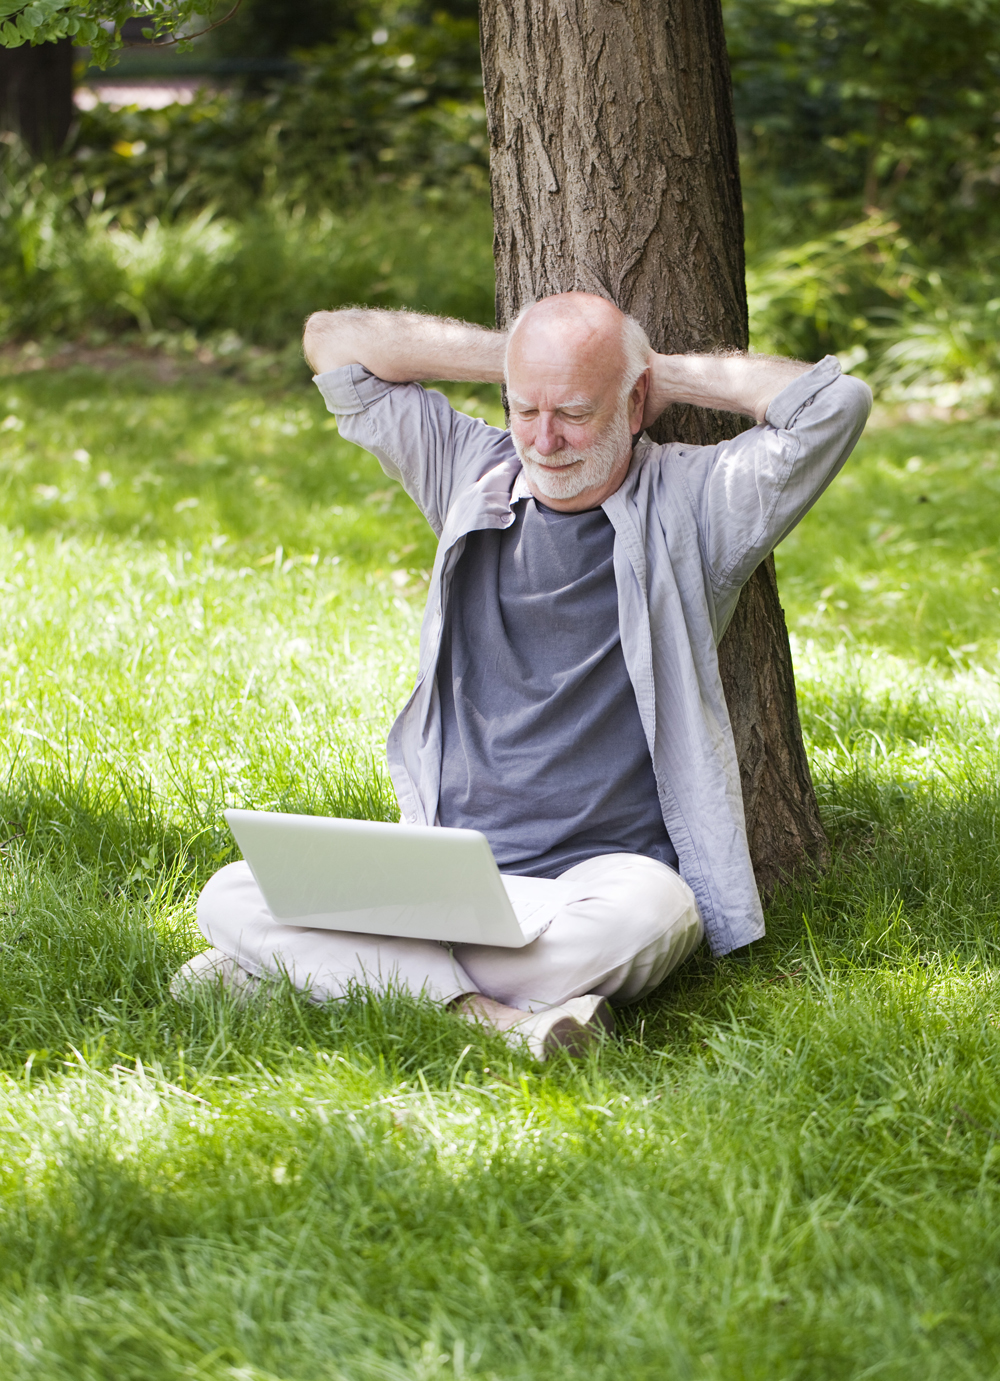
[590,998,616,1037]
[542,1016,599,1059]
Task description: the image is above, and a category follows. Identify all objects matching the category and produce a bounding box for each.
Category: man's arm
[666,354,871,617]
[643,352,812,428]
[303,307,810,423]
[303,307,506,382]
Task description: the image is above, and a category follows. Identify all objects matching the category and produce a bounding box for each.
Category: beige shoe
[506,993,615,1061]
[560,994,617,1036]
[169,947,263,1003]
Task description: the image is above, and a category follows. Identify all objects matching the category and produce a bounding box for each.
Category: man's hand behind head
[302,308,506,384]
[642,350,814,428]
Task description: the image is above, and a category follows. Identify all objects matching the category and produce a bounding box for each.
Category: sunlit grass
[777,416,1000,664]
[1,364,999,1377]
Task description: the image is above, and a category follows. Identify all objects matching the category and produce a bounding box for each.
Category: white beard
[513,403,633,502]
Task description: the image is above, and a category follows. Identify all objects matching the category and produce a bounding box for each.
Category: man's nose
[532,414,562,456]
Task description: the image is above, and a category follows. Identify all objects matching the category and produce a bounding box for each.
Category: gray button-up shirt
[314,357,872,956]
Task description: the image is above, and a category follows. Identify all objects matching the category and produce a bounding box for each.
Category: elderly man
[176,293,871,1058]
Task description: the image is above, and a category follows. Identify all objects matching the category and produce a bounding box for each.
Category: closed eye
[512,407,593,423]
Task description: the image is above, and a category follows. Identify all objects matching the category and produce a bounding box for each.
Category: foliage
[69,13,488,217]
[747,213,1000,406]
[1,366,1000,1374]
[13,0,1000,270]
[725,0,1000,254]
[2,1,1000,406]
[201,0,480,61]
[0,1,222,64]
[9,149,1000,407]
[0,0,478,63]
[0,162,495,346]
[203,0,369,60]
[63,0,1000,252]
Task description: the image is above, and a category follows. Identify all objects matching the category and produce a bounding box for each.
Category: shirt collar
[511,469,533,504]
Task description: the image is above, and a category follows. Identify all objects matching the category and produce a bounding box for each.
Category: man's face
[510,394,633,506]
[506,319,646,512]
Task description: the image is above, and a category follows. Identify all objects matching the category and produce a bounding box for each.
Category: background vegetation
[1,0,998,405]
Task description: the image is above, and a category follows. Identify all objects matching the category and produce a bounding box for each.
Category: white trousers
[196,852,704,1012]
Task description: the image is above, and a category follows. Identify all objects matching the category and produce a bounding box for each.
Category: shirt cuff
[764,354,843,430]
[313,363,397,416]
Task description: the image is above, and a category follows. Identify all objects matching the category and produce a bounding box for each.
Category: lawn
[1,359,999,1380]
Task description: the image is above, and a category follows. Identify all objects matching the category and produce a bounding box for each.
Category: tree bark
[479,0,828,889]
[0,38,74,156]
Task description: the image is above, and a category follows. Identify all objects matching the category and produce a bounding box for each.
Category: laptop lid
[225,809,547,948]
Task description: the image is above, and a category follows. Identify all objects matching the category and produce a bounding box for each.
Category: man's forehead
[507,304,626,399]
[510,317,608,366]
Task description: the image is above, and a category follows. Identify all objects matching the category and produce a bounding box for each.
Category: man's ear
[629,370,650,434]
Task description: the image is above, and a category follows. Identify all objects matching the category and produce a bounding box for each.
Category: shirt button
[408,812,417,823]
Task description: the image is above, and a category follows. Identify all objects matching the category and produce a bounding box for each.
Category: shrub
[0,156,495,345]
[727,0,1000,256]
[747,213,1000,409]
[70,12,488,222]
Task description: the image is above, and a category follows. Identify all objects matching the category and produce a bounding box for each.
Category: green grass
[778,416,1000,663]
[1,362,1000,1378]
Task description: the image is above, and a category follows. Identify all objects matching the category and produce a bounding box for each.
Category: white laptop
[224,809,562,948]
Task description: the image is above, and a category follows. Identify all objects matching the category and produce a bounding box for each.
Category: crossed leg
[193,851,703,1011]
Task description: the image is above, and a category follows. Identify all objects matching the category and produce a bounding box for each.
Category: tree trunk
[0,38,74,156]
[479,0,828,890]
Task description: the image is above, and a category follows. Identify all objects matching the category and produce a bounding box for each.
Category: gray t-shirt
[437,495,677,879]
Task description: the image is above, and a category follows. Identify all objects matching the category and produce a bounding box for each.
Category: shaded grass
[1,367,1000,1376]
[3,873,1000,1378]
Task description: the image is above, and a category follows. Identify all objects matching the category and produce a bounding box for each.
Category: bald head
[506,292,646,398]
